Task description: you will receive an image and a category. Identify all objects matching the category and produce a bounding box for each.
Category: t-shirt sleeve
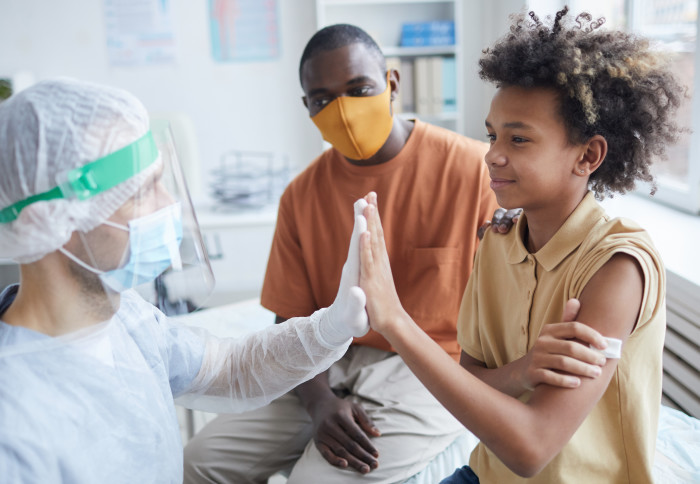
[260,187,317,319]
[567,220,665,333]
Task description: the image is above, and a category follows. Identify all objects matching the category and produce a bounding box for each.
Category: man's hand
[518,298,609,390]
[477,208,522,240]
[307,394,381,474]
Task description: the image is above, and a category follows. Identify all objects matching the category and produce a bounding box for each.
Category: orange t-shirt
[261,120,498,358]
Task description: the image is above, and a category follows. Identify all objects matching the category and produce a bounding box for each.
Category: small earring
[579,169,585,174]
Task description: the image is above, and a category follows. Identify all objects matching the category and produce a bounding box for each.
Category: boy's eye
[486,133,496,143]
[512,136,528,143]
[313,97,331,108]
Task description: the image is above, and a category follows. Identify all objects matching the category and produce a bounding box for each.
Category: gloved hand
[319,198,370,346]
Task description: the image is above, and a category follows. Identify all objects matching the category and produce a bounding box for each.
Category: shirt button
[521,326,527,334]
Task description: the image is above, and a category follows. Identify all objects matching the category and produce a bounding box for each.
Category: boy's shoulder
[475,205,657,269]
[580,215,655,253]
[475,225,522,269]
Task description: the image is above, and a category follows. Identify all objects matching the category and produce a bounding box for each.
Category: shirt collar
[506,192,606,271]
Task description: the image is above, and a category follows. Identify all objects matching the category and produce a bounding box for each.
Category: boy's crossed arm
[358,192,642,477]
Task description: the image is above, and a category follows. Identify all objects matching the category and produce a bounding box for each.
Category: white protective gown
[0,286,350,483]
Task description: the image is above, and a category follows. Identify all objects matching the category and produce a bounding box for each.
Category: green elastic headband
[0,131,158,224]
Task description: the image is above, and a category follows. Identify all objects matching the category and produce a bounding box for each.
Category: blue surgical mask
[61,203,183,293]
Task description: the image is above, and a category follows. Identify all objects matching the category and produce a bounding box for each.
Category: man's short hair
[299,24,386,84]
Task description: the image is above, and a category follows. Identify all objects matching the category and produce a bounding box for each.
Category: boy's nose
[485,147,507,166]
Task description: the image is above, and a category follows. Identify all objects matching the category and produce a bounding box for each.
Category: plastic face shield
[106,121,215,313]
[0,122,214,314]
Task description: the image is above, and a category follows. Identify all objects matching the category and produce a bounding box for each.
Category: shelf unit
[315,0,463,133]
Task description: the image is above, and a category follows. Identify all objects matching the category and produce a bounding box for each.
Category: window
[532,0,700,213]
[626,0,699,213]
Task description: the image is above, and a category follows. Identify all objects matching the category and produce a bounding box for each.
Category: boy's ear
[575,135,607,176]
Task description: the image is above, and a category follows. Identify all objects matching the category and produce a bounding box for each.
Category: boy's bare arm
[360,198,644,477]
[512,254,643,470]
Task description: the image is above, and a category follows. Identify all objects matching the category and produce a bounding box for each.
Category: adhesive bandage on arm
[590,337,623,359]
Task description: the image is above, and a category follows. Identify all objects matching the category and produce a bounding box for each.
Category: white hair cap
[0,78,151,263]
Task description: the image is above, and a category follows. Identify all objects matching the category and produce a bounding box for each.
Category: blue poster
[209,0,280,62]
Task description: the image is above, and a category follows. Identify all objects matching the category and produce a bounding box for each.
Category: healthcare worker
[0,78,369,483]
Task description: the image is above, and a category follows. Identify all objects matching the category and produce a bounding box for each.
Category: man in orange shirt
[184,24,507,483]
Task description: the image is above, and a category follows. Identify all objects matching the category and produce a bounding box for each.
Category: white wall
[461,0,530,140]
[460,1,628,140]
[0,0,546,192]
[2,0,697,287]
[0,0,324,201]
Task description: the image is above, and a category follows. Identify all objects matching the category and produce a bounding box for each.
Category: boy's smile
[484,85,589,220]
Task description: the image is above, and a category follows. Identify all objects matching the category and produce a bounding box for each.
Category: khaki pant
[183,346,464,484]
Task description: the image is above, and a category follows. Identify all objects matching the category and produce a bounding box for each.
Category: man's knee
[182,414,305,484]
[182,432,250,484]
[182,436,215,484]
[183,446,264,484]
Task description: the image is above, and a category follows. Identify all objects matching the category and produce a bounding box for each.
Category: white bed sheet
[406,405,700,483]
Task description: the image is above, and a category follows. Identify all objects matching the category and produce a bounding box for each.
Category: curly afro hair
[479,6,687,198]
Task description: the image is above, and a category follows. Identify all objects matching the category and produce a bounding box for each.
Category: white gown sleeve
[174,198,370,414]
[174,307,351,414]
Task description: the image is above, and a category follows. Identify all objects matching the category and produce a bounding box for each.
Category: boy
[359,7,683,483]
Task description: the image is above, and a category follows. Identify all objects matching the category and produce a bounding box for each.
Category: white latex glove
[319,198,370,346]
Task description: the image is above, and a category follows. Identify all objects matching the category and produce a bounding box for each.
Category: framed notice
[209,0,279,62]
[104,0,176,66]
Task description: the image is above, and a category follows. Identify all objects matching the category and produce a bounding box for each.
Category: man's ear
[301,96,308,109]
[575,134,607,177]
[389,69,400,101]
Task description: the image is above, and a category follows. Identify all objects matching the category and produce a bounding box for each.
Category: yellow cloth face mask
[311,72,393,160]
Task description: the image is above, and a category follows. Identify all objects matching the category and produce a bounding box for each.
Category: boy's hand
[359,192,409,335]
[519,298,609,390]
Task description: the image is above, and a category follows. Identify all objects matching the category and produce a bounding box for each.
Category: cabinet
[315,0,463,133]
[0,259,19,289]
[195,204,277,307]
